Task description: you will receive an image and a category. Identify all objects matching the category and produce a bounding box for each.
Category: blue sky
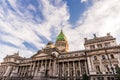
[0,0,120,61]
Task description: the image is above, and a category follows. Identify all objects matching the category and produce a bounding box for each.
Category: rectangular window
[105,42,111,47]
[97,44,102,48]
[90,45,95,49]
[96,65,101,73]
[107,77,114,80]
[105,65,110,72]
[97,77,104,80]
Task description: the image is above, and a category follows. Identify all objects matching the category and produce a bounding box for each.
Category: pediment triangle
[34,52,48,57]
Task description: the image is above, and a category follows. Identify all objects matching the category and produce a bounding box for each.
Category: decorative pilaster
[85,61,88,74]
[99,57,103,73]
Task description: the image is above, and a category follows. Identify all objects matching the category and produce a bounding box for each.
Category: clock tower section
[55,30,69,52]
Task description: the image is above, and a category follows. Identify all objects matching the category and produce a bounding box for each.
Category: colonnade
[0,59,88,80]
[17,59,56,77]
[58,60,88,79]
[0,65,8,76]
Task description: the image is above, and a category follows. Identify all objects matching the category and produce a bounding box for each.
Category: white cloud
[7,0,17,8]
[0,0,70,61]
[27,4,36,12]
[74,0,120,49]
[84,0,120,34]
[81,0,87,3]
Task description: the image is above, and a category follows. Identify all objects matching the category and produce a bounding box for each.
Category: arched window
[94,56,97,60]
[110,54,114,59]
[102,55,106,60]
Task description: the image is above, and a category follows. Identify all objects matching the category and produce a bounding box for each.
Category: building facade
[0,31,120,80]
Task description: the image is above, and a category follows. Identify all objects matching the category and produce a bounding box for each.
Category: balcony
[102,58,118,64]
[110,58,118,63]
[93,60,100,64]
[96,72,102,74]
[102,59,109,64]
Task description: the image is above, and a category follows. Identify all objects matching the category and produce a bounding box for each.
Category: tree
[82,74,89,80]
[116,66,120,80]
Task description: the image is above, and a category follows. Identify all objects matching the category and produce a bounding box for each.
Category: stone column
[18,67,22,76]
[53,59,57,76]
[23,66,26,76]
[17,66,20,76]
[35,61,40,76]
[85,61,88,74]
[87,57,92,74]
[73,61,75,76]
[32,62,36,76]
[37,61,40,74]
[25,66,28,76]
[49,59,51,76]
[41,60,43,67]
[79,61,81,76]
[63,62,64,77]
[22,66,24,76]
[45,60,47,71]
[21,66,24,76]
[33,61,37,76]
[29,62,32,76]
[49,59,51,69]
[4,66,13,77]
[57,63,59,76]
[38,61,41,71]
[68,62,70,76]
[118,53,120,67]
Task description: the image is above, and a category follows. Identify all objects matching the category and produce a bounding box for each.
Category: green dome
[56,30,67,41]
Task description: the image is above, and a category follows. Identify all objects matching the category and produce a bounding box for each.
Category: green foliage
[82,74,89,80]
[116,67,120,80]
